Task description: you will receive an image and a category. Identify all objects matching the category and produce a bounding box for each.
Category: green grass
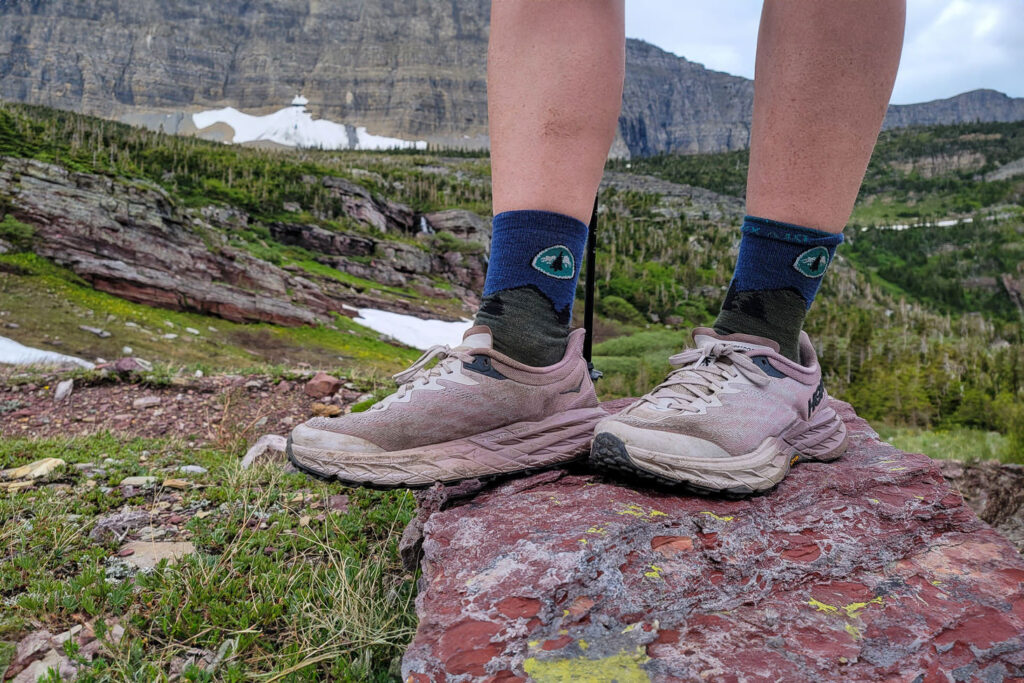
[0,253,419,375]
[0,434,417,680]
[591,329,685,399]
[0,214,35,250]
[875,425,1021,464]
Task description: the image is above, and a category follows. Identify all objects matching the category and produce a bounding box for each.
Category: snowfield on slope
[352,309,473,351]
[0,336,94,368]
[192,98,427,151]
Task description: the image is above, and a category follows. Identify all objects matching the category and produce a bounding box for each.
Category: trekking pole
[583,195,602,380]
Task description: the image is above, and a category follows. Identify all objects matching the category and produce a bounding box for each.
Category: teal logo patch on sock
[793,246,830,278]
[531,245,575,280]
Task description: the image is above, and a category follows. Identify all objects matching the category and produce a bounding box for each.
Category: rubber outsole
[285,405,607,490]
[590,422,849,499]
[286,434,590,491]
[590,433,759,499]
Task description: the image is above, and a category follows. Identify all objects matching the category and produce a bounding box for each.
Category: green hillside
[1,103,1022,459]
[611,121,1024,224]
[2,101,1023,681]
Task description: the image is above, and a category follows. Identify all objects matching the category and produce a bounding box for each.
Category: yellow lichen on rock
[523,647,651,682]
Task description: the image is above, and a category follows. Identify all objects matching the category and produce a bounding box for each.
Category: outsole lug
[589,433,757,499]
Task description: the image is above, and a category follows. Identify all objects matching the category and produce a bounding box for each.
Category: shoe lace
[371,344,475,409]
[640,342,770,412]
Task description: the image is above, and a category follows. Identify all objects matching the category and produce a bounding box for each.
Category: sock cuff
[742,215,844,247]
[492,210,589,238]
[731,216,842,310]
[483,210,589,313]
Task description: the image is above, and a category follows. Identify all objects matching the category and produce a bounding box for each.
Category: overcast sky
[625,0,1023,104]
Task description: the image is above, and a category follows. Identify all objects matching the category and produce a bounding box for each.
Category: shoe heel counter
[567,360,600,410]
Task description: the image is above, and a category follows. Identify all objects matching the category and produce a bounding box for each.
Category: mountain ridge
[1,1,1022,156]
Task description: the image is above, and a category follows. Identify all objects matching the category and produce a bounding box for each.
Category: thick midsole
[289,406,608,486]
[616,406,848,490]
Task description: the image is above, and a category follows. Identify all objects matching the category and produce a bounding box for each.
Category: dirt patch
[0,373,367,444]
[227,328,302,363]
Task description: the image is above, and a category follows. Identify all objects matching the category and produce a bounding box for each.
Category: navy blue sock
[474,210,588,366]
[714,215,843,362]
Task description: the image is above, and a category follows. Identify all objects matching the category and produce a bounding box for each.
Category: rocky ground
[3,367,1023,681]
[0,364,414,680]
[0,364,374,443]
[5,363,1021,553]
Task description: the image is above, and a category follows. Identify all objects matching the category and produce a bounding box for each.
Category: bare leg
[746,0,905,233]
[488,0,625,224]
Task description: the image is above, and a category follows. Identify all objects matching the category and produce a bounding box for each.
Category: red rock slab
[402,400,1024,682]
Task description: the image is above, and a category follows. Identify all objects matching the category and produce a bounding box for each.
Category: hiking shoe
[287,326,604,489]
[590,327,847,496]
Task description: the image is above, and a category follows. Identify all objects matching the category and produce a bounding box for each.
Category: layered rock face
[941,460,1024,554]
[619,40,753,156]
[0,0,491,144]
[403,400,1024,681]
[3,2,1021,156]
[883,90,1024,130]
[0,156,487,324]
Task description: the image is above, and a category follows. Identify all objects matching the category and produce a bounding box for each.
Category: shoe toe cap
[595,417,732,460]
[290,421,386,453]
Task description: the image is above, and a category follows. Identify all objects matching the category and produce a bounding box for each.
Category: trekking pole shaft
[583,195,598,363]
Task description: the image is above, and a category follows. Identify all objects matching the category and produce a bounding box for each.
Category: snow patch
[353,309,473,350]
[191,99,426,151]
[0,336,95,369]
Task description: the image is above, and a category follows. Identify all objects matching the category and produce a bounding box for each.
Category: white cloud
[893,0,1023,102]
[625,0,1024,104]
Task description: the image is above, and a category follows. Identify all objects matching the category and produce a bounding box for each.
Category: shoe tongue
[458,325,494,351]
[692,327,780,354]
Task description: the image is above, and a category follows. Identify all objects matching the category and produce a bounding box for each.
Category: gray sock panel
[474,286,570,367]
[713,287,808,363]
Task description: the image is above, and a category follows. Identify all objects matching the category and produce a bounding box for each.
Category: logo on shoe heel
[532,245,576,280]
[807,379,825,415]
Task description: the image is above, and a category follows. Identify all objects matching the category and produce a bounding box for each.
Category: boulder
[423,209,492,251]
[240,434,289,469]
[53,379,73,402]
[321,175,415,233]
[304,371,343,399]
[113,356,153,374]
[1,457,65,481]
[268,222,377,259]
[267,219,487,301]
[403,400,1024,681]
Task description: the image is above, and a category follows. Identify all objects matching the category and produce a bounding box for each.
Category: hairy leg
[746,0,905,233]
[488,0,625,224]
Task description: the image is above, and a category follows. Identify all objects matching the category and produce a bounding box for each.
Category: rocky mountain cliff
[883,89,1024,130]
[0,0,491,144]
[2,1,1022,157]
